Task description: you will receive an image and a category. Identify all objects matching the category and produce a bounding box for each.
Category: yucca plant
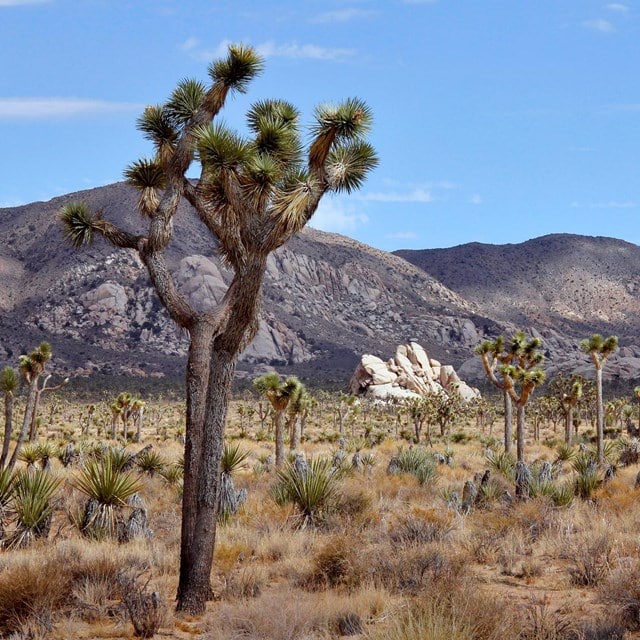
[136,449,167,476]
[35,441,57,470]
[486,449,516,481]
[394,448,438,486]
[72,458,143,540]
[159,463,183,486]
[572,452,601,499]
[104,446,134,472]
[17,443,40,468]
[4,469,61,549]
[555,442,576,462]
[0,467,16,539]
[272,457,340,526]
[221,442,251,475]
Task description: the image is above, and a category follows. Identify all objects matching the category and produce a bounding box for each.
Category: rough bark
[504,390,513,454]
[274,410,286,467]
[7,381,38,471]
[516,404,526,463]
[595,366,604,465]
[0,392,14,468]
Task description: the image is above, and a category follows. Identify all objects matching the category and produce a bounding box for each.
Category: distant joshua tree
[253,373,303,466]
[580,334,618,465]
[498,331,546,462]
[0,367,18,468]
[475,336,516,454]
[6,343,52,471]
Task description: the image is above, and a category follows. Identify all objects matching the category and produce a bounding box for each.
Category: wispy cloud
[359,188,434,203]
[606,3,629,13]
[0,98,142,120]
[582,18,616,33]
[310,8,375,24]
[183,38,355,62]
[469,194,483,205]
[0,0,50,5]
[309,199,368,233]
[570,200,637,209]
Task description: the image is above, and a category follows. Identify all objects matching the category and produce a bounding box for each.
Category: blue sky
[1,0,638,251]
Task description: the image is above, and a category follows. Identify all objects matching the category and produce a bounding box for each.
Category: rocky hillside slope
[0,183,489,385]
[396,236,640,381]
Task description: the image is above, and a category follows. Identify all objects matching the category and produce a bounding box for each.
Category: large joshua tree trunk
[516,404,526,463]
[595,366,604,464]
[503,390,513,454]
[177,260,265,613]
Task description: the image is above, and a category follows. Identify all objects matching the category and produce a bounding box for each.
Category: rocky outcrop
[350,341,480,402]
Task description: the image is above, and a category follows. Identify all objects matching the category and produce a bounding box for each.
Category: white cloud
[0,0,50,5]
[570,200,637,209]
[359,188,434,203]
[606,3,629,12]
[582,19,616,33]
[255,41,355,61]
[0,98,142,119]
[185,38,355,63]
[310,8,374,24]
[385,231,418,240]
[309,199,368,234]
[469,194,483,205]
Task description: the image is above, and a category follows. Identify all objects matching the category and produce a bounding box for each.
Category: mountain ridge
[1,182,639,386]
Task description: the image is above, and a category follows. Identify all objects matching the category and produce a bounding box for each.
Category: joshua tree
[253,373,303,466]
[548,372,583,444]
[6,342,52,471]
[27,372,69,442]
[0,367,18,468]
[60,44,376,613]
[287,383,310,450]
[580,334,618,465]
[499,331,546,462]
[406,396,433,445]
[475,336,515,454]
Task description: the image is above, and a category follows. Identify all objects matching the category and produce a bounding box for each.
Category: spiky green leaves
[59,202,96,248]
[166,78,206,125]
[0,367,18,394]
[72,457,142,507]
[208,44,264,93]
[221,442,251,475]
[580,334,619,363]
[312,97,373,141]
[326,141,378,193]
[17,342,52,383]
[137,105,178,162]
[124,159,165,217]
[196,123,250,173]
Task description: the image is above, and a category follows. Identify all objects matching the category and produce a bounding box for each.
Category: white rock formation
[350,341,480,402]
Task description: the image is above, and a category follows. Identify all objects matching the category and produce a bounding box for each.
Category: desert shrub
[566,534,613,586]
[555,442,576,462]
[599,558,640,630]
[118,570,166,638]
[0,557,71,637]
[519,599,577,640]
[389,508,455,545]
[303,535,364,591]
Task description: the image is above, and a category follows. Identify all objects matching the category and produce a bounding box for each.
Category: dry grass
[5,395,640,638]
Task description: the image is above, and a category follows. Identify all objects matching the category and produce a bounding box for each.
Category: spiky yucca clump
[272,457,340,525]
[159,463,183,486]
[17,443,40,467]
[103,446,134,472]
[73,458,143,540]
[486,449,516,481]
[555,442,576,462]
[221,442,251,475]
[572,452,601,500]
[136,449,167,476]
[5,469,61,549]
[394,448,438,486]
